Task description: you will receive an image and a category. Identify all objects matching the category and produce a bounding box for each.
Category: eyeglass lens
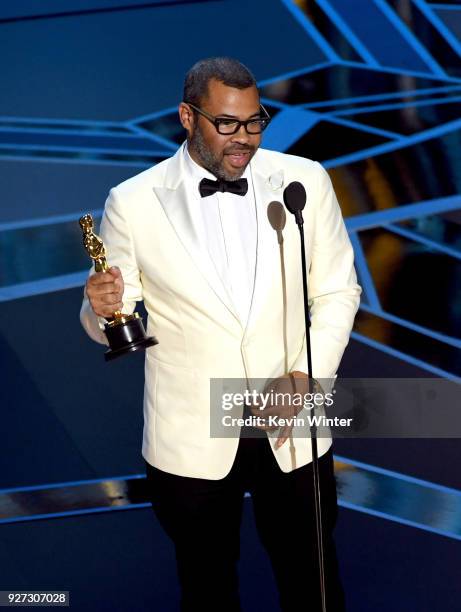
[217,118,268,134]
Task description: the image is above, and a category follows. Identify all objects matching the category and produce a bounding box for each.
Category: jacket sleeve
[80,187,143,345]
[290,162,361,383]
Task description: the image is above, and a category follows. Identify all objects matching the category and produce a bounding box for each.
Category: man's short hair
[183,57,257,106]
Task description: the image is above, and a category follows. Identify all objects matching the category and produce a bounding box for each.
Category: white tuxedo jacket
[80,145,361,479]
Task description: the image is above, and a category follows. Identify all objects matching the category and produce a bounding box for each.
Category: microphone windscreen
[283,181,307,215]
[267,201,286,232]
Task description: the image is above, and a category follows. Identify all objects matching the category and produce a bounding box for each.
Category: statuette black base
[104,315,158,362]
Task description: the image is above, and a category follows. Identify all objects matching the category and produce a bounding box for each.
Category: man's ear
[179,102,195,134]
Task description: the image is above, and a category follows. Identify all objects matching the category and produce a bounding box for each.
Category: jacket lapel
[243,154,285,337]
[152,146,241,322]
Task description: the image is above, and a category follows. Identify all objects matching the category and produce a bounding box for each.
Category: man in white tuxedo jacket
[81,57,360,612]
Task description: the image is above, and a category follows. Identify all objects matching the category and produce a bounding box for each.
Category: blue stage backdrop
[1,2,461,611]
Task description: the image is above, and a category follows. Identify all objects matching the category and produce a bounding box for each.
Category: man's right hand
[85,266,124,318]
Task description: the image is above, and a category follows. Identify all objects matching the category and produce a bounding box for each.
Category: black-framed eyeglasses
[185,102,271,135]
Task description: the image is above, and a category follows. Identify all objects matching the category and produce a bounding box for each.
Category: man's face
[180,79,262,181]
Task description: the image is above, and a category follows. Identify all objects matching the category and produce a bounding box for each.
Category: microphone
[267,201,286,245]
[283,181,306,226]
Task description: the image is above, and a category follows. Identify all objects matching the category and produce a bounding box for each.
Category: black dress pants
[145,436,345,612]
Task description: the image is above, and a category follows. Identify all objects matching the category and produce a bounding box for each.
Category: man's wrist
[289,370,308,379]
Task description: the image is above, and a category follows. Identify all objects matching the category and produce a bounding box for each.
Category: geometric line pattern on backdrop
[1,458,461,543]
[2,0,461,379]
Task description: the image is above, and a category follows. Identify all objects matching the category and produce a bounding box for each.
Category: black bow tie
[199,177,248,198]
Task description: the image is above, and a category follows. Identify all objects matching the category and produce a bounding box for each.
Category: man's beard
[189,125,255,181]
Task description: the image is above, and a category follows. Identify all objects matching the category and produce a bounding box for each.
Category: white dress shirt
[183,143,257,328]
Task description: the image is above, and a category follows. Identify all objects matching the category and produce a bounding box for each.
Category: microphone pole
[283,181,327,612]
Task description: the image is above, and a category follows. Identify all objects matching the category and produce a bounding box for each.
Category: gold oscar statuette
[79,213,158,361]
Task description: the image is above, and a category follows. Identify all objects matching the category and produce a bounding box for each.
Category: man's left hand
[250,372,323,449]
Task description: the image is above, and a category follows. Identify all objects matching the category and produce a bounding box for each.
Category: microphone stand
[294,209,327,612]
